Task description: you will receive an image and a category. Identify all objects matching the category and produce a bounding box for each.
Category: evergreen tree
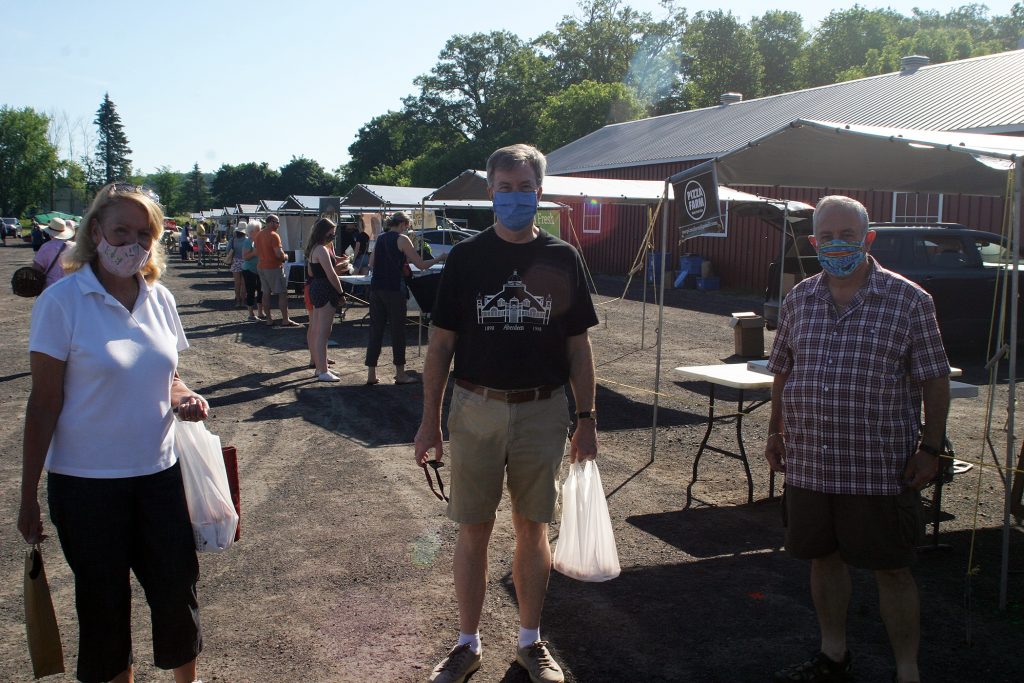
[184,163,209,212]
[93,93,132,184]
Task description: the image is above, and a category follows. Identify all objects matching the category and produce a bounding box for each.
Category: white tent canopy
[716,119,1024,196]
[428,170,674,205]
[341,184,437,208]
[427,169,813,216]
[337,181,559,210]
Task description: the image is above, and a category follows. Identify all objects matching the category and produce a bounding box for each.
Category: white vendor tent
[427,169,812,215]
[276,195,326,253]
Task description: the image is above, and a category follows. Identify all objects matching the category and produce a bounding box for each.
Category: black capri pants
[48,462,202,683]
[242,269,262,307]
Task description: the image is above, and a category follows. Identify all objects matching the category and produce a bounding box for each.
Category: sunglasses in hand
[422,460,449,502]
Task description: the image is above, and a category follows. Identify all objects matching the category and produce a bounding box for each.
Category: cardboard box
[730,311,765,357]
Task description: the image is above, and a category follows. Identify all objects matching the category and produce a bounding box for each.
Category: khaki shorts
[784,485,923,570]
[446,384,569,524]
[258,266,287,296]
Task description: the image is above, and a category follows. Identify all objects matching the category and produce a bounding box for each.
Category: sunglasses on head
[109,182,162,206]
[422,460,449,502]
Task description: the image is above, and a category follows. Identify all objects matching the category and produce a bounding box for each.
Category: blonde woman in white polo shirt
[17,182,209,683]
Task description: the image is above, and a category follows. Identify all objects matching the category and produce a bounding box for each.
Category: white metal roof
[280,195,326,212]
[259,200,286,212]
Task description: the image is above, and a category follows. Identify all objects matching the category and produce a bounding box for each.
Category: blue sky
[4,0,1015,176]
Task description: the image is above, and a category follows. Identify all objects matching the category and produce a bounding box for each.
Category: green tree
[799,7,903,86]
[0,107,59,217]
[210,162,280,207]
[537,80,644,151]
[182,163,210,212]
[675,10,764,110]
[537,0,687,103]
[55,159,89,214]
[413,31,554,146]
[991,2,1024,49]
[344,107,459,187]
[145,165,183,215]
[752,11,808,95]
[279,156,335,196]
[93,93,132,184]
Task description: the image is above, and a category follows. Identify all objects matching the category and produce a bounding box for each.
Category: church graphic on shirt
[477,270,552,326]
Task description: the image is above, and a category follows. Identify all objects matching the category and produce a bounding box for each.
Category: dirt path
[1,242,1022,682]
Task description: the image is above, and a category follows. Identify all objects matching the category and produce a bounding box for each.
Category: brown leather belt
[455,379,561,404]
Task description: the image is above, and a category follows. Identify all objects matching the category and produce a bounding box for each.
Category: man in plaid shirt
[765,196,950,683]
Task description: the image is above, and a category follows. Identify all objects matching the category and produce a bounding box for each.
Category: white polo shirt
[29,265,189,478]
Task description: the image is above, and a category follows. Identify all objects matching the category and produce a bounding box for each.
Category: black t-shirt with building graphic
[432,226,598,390]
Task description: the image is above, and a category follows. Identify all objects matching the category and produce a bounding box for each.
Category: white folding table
[674,364,776,506]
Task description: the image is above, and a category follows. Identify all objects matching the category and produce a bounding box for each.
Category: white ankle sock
[457,631,481,655]
[518,626,540,649]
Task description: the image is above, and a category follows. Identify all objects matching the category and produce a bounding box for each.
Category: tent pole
[650,181,670,465]
[778,204,789,320]
[642,205,650,349]
[1000,159,1022,610]
[418,199,426,356]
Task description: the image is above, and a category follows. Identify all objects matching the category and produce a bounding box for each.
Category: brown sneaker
[428,643,481,683]
[516,641,564,683]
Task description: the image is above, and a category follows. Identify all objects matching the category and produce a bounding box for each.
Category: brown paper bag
[24,546,65,678]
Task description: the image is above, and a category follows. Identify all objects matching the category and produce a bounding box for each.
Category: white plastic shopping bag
[175,419,239,552]
[552,460,621,581]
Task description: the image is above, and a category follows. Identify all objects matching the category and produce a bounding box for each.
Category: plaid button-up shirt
[767,258,949,495]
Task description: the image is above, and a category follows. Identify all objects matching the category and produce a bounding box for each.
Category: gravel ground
[1,241,1023,682]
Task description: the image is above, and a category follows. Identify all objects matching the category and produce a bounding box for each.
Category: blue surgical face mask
[492,191,538,231]
[816,239,867,278]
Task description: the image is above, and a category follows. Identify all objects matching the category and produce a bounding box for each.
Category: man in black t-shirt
[416,144,598,683]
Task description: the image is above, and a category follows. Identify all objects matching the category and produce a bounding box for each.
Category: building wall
[559,163,1007,291]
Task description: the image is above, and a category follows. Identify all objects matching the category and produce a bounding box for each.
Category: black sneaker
[773,651,852,682]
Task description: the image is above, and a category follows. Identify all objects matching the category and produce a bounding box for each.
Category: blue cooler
[646,252,669,284]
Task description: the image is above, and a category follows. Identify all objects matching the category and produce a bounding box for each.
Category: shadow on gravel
[529,523,1024,682]
[594,384,701,431]
[195,367,313,410]
[627,500,783,558]
[0,371,30,383]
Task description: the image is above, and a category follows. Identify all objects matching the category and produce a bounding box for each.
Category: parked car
[764,223,1023,350]
[1,218,19,237]
[414,228,476,257]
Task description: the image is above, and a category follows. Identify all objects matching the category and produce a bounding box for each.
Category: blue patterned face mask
[492,191,538,231]
[816,239,866,278]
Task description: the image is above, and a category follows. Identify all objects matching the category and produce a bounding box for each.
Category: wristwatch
[576,410,596,420]
[918,442,941,457]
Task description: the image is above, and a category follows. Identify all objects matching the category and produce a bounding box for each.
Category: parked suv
[1,218,19,238]
[764,223,1021,349]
